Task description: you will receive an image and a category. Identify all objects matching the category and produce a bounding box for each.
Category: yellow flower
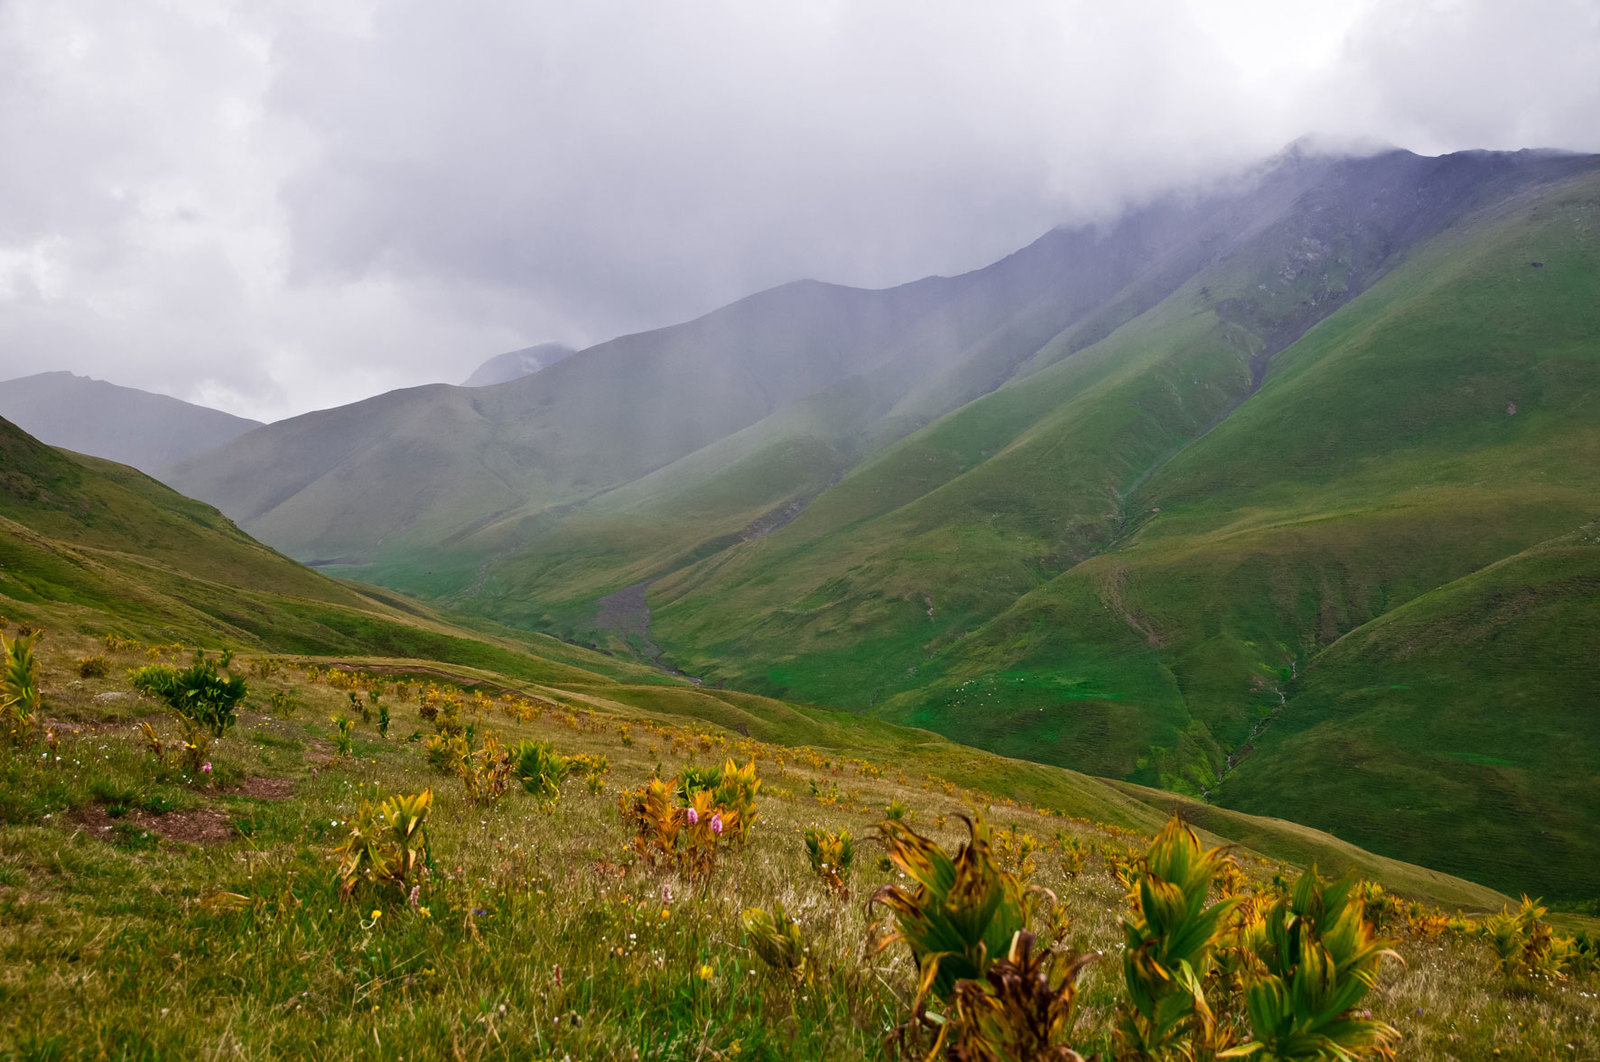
[660,907,671,919]
[371,909,382,920]
[698,964,714,980]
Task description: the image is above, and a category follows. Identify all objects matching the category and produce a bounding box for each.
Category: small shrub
[267,688,298,718]
[130,660,247,737]
[77,655,111,679]
[461,735,515,806]
[742,899,807,977]
[620,774,738,878]
[331,714,356,761]
[2,630,44,748]
[803,825,854,896]
[513,739,570,804]
[883,797,911,821]
[1114,817,1239,1060]
[426,732,469,774]
[1237,867,1400,1059]
[1484,895,1565,984]
[946,931,1096,1062]
[994,825,1043,882]
[333,788,434,902]
[872,816,1032,1009]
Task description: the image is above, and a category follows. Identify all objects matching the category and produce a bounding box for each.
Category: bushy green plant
[331,713,356,761]
[1237,867,1400,1059]
[461,734,515,806]
[513,739,570,804]
[871,815,1032,1011]
[267,687,298,717]
[742,898,807,976]
[804,825,854,895]
[130,659,247,737]
[1483,895,1565,984]
[1114,817,1239,1059]
[2,630,43,748]
[77,655,110,678]
[333,788,433,901]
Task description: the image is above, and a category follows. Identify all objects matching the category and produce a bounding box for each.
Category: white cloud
[0,0,1594,420]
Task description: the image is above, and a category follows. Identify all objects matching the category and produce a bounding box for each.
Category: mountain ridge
[0,371,263,474]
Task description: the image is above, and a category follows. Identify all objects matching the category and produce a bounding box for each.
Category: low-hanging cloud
[0,0,1596,421]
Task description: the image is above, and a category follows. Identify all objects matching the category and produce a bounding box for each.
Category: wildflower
[686,807,699,825]
[699,964,714,980]
[201,762,212,774]
[710,813,724,836]
[408,886,421,908]
[371,909,382,920]
[661,908,671,919]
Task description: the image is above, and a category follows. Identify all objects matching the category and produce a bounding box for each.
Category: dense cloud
[1,0,1596,420]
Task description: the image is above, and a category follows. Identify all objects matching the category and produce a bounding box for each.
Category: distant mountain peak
[0,371,263,475]
[462,343,577,387]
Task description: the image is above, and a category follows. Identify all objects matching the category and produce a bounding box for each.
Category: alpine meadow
[4,137,1600,1061]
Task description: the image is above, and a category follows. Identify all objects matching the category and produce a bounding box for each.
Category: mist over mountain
[461,343,577,387]
[167,145,1600,899]
[0,372,263,475]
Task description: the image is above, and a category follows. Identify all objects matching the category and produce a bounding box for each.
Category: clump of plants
[130,657,248,737]
[871,814,1093,1058]
[460,734,516,806]
[136,717,212,776]
[2,629,43,748]
[1483,895,1566,985]
[333,788,434,904]
[803,825,854,896]
[620,771,745,878]
[1114,817,1241,1058]
[677,757,761,842]
[1236,866,1400,1059]
[330,713,356,762]
[77,654,111,678]
[267,687,298,717]
[513,739,570,804]
[742,898,808,977]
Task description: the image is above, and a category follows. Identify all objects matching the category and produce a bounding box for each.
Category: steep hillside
[2,411,1528,920]
[167,145,1383,579]
[154,148,1600,903]
[0,371,262,474]
[1213,529,1600,902]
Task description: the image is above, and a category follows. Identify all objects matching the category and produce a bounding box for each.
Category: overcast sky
[1,0,1597,422]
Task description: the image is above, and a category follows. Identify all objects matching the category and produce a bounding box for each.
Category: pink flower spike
[201,762,212,774]
[710,813,723,836]
[685,807,698,825]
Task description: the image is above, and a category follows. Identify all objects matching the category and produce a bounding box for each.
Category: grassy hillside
[3,630,1593,1059]
[146,150,1600,908]
[1213,529,1600,903]
[6,412,1525,900]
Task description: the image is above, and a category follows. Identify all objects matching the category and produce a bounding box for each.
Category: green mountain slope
[3,412,1529,919]
[152,148,1600,902]
[1212,529,1600,902]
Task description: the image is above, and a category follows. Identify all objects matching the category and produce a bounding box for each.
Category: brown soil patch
[224,776,295,801]
[75,805,236,846]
